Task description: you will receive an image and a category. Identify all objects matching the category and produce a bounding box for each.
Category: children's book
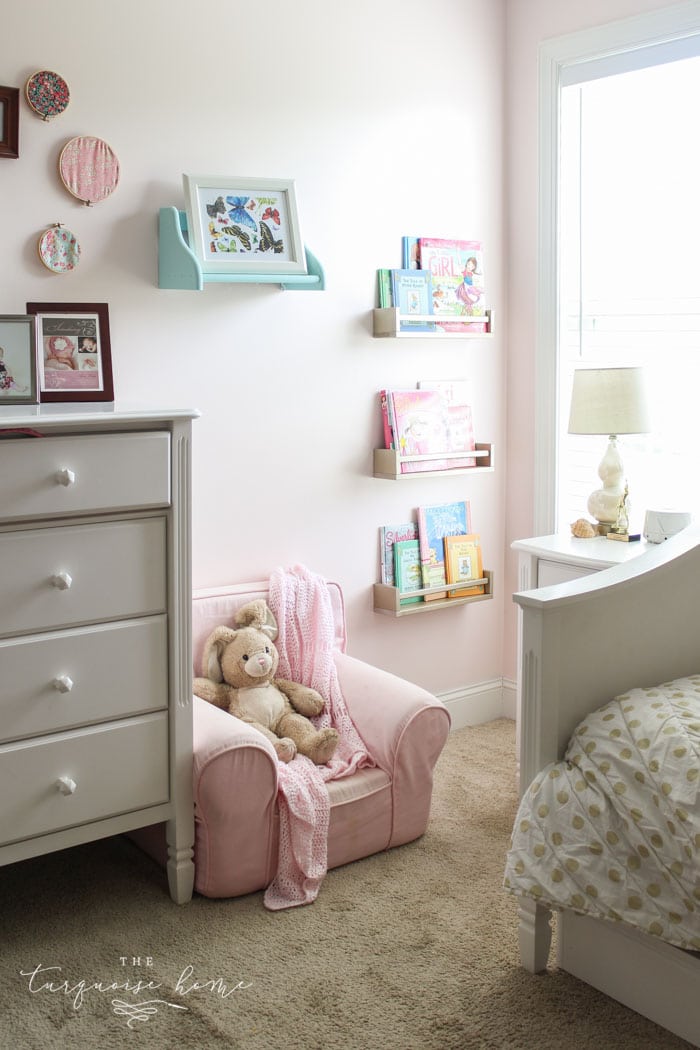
[379,521,418,585]
[377,268,392,308]
[417,379,476,468]
[417,500,472,601]
[389,269,435,332]
[401,236,420,270]
[379,389,395,450]
[393,539,423,605]
[444,533,485,597]
[418,239,486,333]
[390,388,450,474]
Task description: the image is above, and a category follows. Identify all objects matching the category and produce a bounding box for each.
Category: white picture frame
[183,175,307,275]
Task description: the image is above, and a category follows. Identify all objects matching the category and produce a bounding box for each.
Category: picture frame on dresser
[183,174,306,275]
[0,314,37,404]
[26,301,114,403]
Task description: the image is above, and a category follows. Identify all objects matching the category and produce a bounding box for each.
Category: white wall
[503,0,682,680]
[1,0,506,699]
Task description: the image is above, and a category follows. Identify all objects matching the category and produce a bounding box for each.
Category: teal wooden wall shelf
[158,207,325,291]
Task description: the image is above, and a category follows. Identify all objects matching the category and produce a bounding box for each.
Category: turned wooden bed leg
[518,899,552,973]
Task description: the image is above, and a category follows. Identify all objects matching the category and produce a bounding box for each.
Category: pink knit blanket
[264,565,374,910]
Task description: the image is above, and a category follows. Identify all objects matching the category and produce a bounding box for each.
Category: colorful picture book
[417,238,486,333]
[417,379,476,468]
[444,533,485,597]
[380,381,477,472]
[379,389,394,450]
[417,500,472,601]
[401,236,420,270]
[389,269,435,332]
[379,520,418,585]
[377,268,392,308]
[393,539,423,605]
[389,388,450,474]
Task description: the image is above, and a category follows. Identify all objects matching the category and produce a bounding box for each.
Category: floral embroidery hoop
[37,224,81,274]
[58,136,120,205]
[25,70,70,120]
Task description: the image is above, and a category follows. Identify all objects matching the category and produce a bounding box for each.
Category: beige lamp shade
[568,367,651,436]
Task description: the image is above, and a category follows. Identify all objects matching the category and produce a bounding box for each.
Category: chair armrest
[333,652,451,848]
[192,697,280,898]
[333,651,450,772]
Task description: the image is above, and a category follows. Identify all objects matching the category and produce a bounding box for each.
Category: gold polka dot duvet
[504,676,700,949]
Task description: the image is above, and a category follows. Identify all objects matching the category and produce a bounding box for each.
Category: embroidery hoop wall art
[37,223,81,274]
[25,70,70,121]
[59,136,120,206]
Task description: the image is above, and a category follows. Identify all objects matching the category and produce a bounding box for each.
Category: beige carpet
[0,719,692,1049]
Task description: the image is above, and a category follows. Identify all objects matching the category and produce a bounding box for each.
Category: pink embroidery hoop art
[58,136,120,206]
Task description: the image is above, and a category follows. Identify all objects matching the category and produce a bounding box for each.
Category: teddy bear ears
[199,600,280,683]
[234,599,279,641]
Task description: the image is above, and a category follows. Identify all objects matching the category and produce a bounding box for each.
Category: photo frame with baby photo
[0,315,37,404]
[26,302,114,403]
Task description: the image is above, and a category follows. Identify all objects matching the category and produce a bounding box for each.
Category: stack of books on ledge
[380,380,476,473]
[377,236,488,333]
[379,500,485,607]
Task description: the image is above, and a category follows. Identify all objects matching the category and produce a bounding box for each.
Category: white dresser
[0,405,197,903]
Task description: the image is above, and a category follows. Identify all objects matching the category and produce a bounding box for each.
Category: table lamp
[567,366,651,530]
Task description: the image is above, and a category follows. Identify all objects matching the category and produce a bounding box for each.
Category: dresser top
[0,403,200,432]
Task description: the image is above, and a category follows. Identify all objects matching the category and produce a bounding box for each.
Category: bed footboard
[514,525,700,789]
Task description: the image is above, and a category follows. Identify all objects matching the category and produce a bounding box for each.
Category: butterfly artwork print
[221,224,252,251]
[226,196,257,232]
[186,176,305,273]
[259,220,283,253]
[205,195,227,218]
[262,206,280,225]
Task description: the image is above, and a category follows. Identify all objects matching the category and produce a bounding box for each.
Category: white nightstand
[512,532,649,591]
[511,532,650,786]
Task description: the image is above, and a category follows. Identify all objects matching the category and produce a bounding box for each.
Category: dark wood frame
[26,302,114,403]
[0,86,19,158]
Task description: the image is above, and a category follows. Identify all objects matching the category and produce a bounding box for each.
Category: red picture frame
[0,86,19,158]
[26,302,114,403]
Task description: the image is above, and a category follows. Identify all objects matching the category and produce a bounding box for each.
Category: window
[557,55,700,532]
[536,8,700,535]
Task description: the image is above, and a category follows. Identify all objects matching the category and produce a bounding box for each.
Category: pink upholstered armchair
[135,579,450,899]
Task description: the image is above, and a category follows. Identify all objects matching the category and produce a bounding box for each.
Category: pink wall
[0,0,506,703]
[502,0,681,679]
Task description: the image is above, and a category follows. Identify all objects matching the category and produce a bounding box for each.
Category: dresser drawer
[1,432,170,522]
[0,713,169,846]
[0,518,166,637]
[0,615,168,743]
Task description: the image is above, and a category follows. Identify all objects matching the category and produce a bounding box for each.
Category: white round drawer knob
[56,468,76,487]
[50,571,73,590]
[56,776,77,796]
[52,674,74,693]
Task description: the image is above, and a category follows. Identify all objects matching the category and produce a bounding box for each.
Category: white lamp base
[587,435,625,526]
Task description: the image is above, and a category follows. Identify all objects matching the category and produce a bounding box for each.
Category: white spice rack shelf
[373,573,493,617]
[373,307,492,338]
[373,443,494,480]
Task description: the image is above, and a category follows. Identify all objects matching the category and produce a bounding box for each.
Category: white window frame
[535,0,700,533]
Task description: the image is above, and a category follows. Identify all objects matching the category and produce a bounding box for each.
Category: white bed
[509,524,700,1047]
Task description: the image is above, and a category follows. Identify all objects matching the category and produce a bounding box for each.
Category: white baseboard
[440,677,517,731]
